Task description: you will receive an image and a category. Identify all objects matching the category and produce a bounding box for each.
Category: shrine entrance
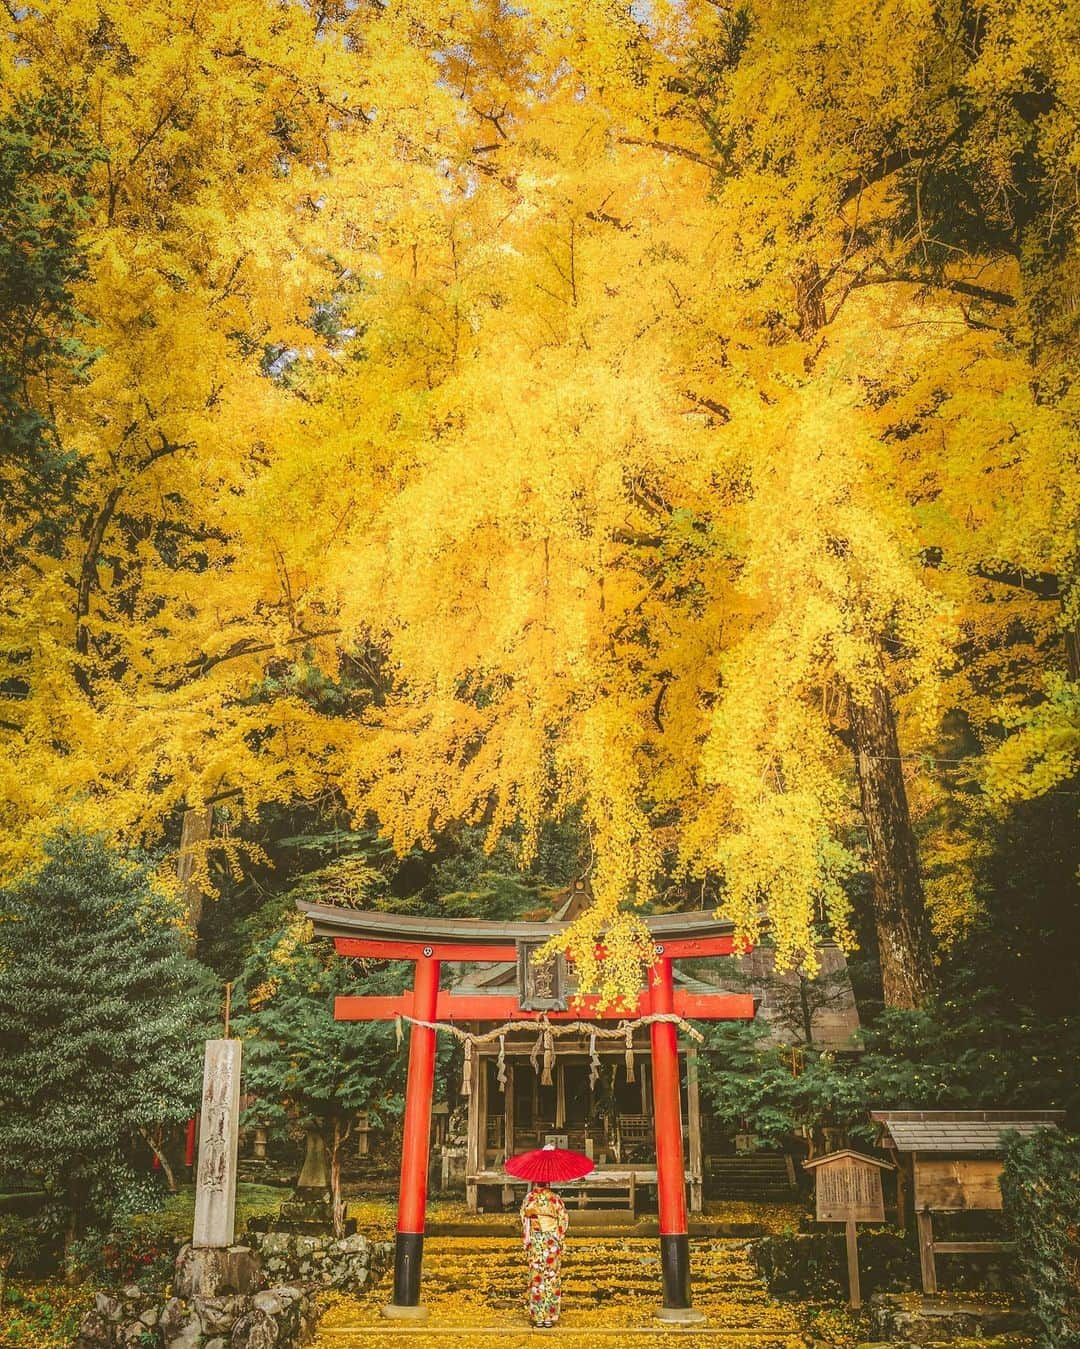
[299,899,755,1323]
[464,1029,703,1214]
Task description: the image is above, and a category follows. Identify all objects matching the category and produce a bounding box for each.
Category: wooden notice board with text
[812,1152,888,1223]
[804,1151,895,1310]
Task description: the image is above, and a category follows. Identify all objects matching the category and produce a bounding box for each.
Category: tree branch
[839,146,935,207]
[616,136,722,173]
[975,565,1060,599]
[848,271,1016,309]
[74,434,195,674]
[161,627,342,691]
[612,528,664,548]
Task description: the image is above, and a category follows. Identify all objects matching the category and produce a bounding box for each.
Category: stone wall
[74,1232,392,1349]
[252,1231,392,1290]
[868,1292,1032,1344]
[77,1279,318,1349]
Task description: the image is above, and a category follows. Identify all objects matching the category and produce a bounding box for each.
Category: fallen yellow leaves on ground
[0,1278,94,1349]
[344,1196,806,1240]
[314,1234,808,1348]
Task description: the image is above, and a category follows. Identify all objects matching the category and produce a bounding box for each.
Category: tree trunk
[176,805,213,948]
[63,1177,84,1283]
[848,676,936,1009]
[797,977,814,1045]
[329,1119,351,1240]
[297,1127,331,1189]
[140,1127,178,1193]
[795,259,827,337]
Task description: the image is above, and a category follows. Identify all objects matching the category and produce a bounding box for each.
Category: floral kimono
[520,1185,569,1326]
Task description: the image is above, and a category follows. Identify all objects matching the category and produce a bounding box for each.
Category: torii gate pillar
[382,951,440,1321]
[650,954,705,1324]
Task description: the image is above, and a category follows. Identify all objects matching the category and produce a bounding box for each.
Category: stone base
[174,1244,263,1299]
[655,1306,707,1325]
[868,1292,1031,1344]
[251,1230,392,1291]
[381,1302,430,1321]
[248,1188,357,1238]
[74,1278,319,1349]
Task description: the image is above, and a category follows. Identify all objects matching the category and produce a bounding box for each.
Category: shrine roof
[871,1110,1064,1154]
[297,900,737,946]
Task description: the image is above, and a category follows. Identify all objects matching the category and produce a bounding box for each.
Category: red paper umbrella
[505,1146,595,1184]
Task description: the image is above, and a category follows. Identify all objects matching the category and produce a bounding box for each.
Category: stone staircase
[313,1234,806,1347]
[707,1155,797,1201]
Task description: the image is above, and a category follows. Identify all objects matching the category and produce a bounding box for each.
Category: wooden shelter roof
[870,1109,1064,1154]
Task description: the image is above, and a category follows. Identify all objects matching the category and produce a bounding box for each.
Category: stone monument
[193,1038,242,1248]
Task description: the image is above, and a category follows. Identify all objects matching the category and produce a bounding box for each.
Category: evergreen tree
[232,896,413,1238]
[0,830,213,1250]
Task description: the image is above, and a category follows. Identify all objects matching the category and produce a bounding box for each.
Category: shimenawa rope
[393,1011,703,1092]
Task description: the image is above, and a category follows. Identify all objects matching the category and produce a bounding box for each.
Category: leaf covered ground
[0,1278,94,1349]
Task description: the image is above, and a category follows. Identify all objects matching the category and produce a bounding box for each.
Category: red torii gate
[299,902,755,1324]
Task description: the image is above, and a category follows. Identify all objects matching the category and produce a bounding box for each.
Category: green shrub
[1001,1129,1080,1348]
[67,1227,177,1290]
[0,1215,50,1278]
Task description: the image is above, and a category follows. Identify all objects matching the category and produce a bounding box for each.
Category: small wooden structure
[804,1150,894,1308]
[871,1109,1064,1294]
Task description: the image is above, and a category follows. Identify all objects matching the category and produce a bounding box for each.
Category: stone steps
[311,1235,806,1347]
[708,1156,796,1201]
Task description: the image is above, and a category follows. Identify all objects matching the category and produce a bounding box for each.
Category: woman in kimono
[520,1179,569,1327]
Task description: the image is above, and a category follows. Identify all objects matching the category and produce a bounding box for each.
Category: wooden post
[465,1041,480,1210]
[555,1060,566,1130]
[687,1047,703,1214]
[916,1209,938,1294]
[894,1154,908,1230]
[504,1063,515,1163]
[476,1050,489,1173]
[385,953,440,1318]
[845,1218,862,1309]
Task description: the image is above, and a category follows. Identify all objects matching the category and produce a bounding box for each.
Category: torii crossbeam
[299,902,755,1325]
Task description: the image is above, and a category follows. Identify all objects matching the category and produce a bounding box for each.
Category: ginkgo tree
[1,0,1075,1009]
[0,0,458,884]
[305,0,1076,1006]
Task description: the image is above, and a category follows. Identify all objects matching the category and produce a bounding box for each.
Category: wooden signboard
[517,941,568,1011]
[813,1153,887,1223]
[913,1158,1003,1213]
[805,1151,894,1310]
[912,1157,1007,1295]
